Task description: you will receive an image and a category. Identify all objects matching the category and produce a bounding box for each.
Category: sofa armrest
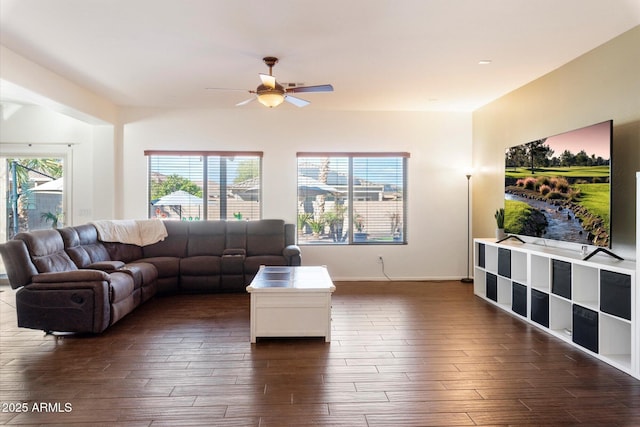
[32,269,110,284]
[223,248,246,256]
[283,245,302,266]
[87,261,125,272]
[0,239,39,289]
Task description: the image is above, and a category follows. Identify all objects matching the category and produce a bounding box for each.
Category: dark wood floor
[1,280,639,426]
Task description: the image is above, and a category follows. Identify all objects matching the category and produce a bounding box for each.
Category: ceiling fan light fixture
[256,84,285,108]
[257,92,284,108]
[210,56,332,108]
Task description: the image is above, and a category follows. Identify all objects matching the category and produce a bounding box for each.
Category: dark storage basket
[486,272,497,302]
[572,304,598,353]
[478,244,485,268]
[498,248,511,278]
[512,282,527,317]
[552,260,571,299]
[530,289,549,328]
[600,270,631,320]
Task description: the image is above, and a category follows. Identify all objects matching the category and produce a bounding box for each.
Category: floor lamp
[461,173,473,283]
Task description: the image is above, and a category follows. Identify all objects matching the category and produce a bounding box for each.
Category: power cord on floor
[380,257,392,281]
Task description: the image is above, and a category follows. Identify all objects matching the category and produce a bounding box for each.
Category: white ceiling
[1,0,639,113]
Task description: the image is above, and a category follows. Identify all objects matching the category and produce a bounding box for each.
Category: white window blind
[297,153,408,245]
[146,151,262,221]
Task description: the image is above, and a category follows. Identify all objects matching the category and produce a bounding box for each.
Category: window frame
[296,152,409,245]
[2,146,71,241]
[145,150,263,221]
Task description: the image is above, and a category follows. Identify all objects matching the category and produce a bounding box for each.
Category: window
[2,156,65,239]
[146,151,262,221]
[297,152,408,245]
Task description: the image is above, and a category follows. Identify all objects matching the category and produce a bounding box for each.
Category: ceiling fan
[207,57,333,108]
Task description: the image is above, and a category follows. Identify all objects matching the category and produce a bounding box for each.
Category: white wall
[0,42,474,281]
[91,125,116,220]
[120,107,473,280]
[0,46,118,125]
[0,105,97,227]
[472,26,640,260]
[1,45,119,228]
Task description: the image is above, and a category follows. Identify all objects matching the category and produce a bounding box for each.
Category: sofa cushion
[59,225,112,268]
[139,257,180,279]
[108,272,135,304]
[181,255,222,275]
[15,229,77,273]
[142,221,189,258]
[103,242,143,263]
[225,220,247,250]
[246,219,285,256]
[120,262,158,289]
[187,221,226,256]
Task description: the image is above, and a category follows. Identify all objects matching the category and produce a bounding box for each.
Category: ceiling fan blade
[286,84,333,93]
[284,95,310,108]
[236,97,256,107]
[259,73,276,89]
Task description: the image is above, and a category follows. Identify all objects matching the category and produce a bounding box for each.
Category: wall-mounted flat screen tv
[504,120,612,248]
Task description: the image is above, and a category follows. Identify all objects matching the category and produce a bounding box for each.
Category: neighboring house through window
[296,152,409,245]
[146,151,263,221]
[2,156,66,239]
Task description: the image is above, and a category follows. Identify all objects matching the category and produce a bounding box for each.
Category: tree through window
[146,151,263,221]
[296,153,409,245]
[3,157,64,239]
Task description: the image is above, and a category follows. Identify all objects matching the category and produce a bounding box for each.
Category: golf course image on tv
[504,120,612,247]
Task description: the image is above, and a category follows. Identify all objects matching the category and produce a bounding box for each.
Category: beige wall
[0,46,118,125]
[1,46,118,226]
[0,42,474,281]
[120,107,473,280]
[0,106,93,226]
[472,26,640,260]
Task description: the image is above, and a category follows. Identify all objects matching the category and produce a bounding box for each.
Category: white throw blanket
[91,219,168,246]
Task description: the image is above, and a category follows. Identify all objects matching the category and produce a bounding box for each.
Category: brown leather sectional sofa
[0,219,300,334]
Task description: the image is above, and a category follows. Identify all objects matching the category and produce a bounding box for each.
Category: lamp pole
[461,174,473,283]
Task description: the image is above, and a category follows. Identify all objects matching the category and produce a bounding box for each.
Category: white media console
[474,237,637,379]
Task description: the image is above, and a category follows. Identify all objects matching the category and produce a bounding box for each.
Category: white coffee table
[246,265,335,343]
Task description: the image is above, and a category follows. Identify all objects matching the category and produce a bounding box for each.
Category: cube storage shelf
[474,238,638,379]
